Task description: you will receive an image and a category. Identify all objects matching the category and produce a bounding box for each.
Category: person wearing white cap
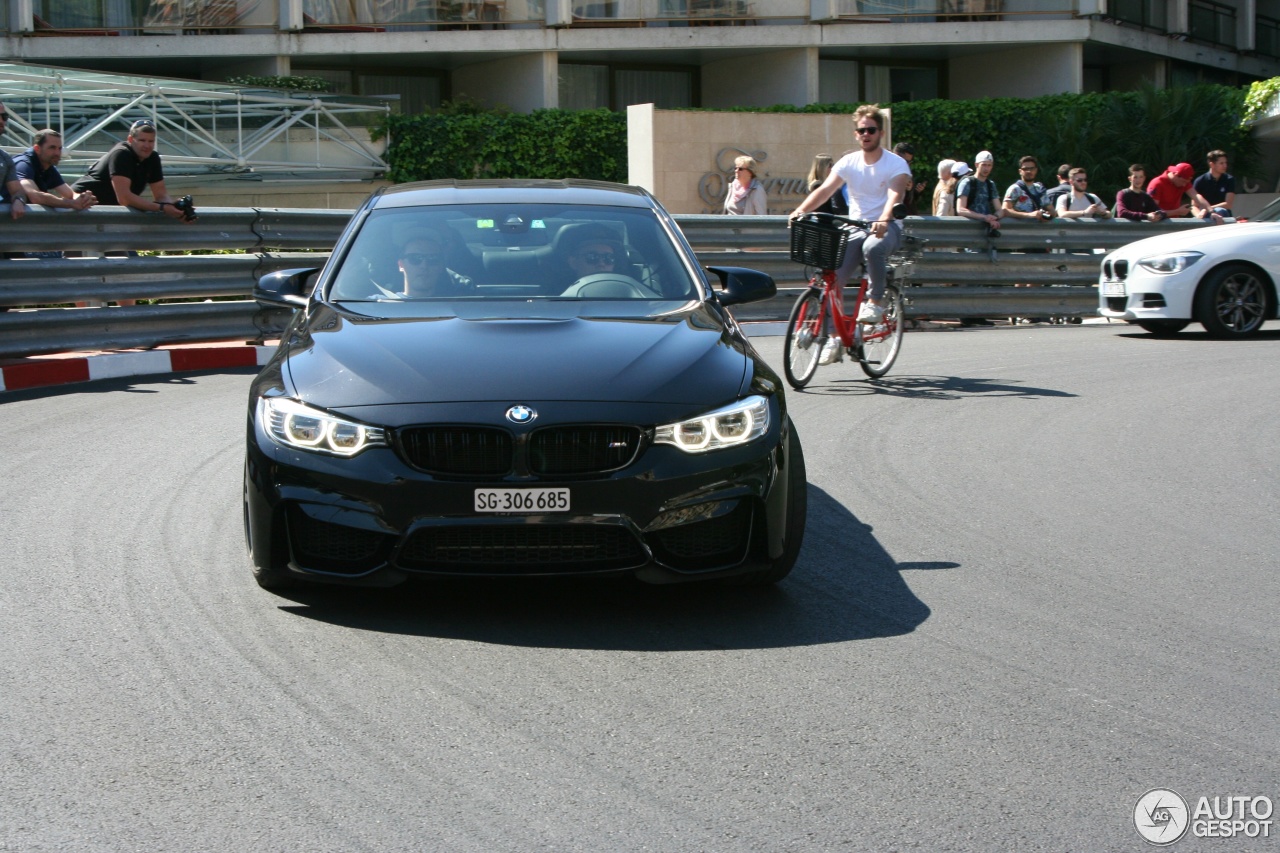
[789,103,912,362]
[933,158,958,216]
[956,150,1004,236]
[955,151,1003,326]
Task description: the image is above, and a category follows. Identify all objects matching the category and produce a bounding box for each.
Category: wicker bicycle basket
[789,217,849,269]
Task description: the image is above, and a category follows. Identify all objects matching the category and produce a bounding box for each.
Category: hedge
[376,84,1259,195]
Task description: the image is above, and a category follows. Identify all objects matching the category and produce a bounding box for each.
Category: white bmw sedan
[1098,200,1280,337]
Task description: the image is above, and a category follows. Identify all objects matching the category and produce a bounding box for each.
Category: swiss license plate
[474,488,570,513]
[1101,280,1126,296]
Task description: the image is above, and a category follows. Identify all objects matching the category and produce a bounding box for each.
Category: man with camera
[1002,155,1054,222]
[72,119,195,223]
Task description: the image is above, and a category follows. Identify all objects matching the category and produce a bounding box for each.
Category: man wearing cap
[790,103,911,344]
[1147,163,1198,219]
[956,150,1005,235]
[0,102,29,221]
[72,119,189,222]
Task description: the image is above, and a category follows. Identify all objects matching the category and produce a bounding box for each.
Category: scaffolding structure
[0,63,392,179]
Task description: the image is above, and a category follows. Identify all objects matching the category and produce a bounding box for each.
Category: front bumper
[1098,262,1199,321]
[244,404,795,586]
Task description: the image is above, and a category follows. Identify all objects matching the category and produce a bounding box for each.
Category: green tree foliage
[374,85,1257,194]
[226,75,333,92]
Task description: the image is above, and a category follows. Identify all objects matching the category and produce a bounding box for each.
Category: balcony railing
[833,0,1081,22]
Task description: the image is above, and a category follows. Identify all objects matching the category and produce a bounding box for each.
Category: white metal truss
[0,63,392,178]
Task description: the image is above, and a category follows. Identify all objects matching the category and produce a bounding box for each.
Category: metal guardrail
[0,207,1222,358]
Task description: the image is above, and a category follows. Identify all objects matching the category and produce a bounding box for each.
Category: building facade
[5,1,1280,116]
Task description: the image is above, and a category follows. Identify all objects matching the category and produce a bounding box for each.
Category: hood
[1110,222,1280,259]
[281,303,749,409]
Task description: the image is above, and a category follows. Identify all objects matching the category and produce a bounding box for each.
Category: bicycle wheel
[855,283,904,378]
[783,287,825,389]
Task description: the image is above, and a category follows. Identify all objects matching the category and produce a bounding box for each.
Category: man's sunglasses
[401,253,442,266]
[854,126,879,135]
[578,251,616,265]
[0,112,10,121]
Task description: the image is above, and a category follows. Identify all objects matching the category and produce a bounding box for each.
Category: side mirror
[705,266,777,307]
[254,268,319,309]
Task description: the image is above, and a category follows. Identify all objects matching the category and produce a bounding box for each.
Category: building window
[559,63,696,110]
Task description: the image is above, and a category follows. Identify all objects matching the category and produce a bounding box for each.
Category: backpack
[963,176,999,213]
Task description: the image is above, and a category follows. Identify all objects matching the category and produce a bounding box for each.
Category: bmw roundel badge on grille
[505,405,537,424]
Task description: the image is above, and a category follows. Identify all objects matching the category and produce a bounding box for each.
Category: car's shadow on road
[789,373,1077,400]
[274,485,958,651]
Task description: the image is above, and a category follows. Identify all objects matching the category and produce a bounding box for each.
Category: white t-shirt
[833,147,912,222]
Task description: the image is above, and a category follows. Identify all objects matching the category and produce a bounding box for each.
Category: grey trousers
[834,219,901,302]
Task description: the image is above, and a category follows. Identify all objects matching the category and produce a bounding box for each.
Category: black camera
[173,195,197,222]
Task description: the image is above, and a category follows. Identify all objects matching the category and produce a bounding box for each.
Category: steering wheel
[560,273,648,299]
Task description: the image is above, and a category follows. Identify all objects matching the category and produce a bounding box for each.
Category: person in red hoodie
[1146,162,1197,218]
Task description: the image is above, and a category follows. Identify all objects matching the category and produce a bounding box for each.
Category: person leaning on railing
[71,119,192,224]
[0,102,29,223]
[14,129,97,212]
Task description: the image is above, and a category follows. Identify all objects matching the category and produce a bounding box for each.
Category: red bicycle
[783,212,905,388]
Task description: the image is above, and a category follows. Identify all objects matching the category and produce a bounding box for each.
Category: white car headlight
[654,395,770,453]
[262,397,387,457]
[1137,252,1204,274]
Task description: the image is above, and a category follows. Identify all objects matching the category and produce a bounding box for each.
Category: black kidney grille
[398,525,646,573]
[529,426,642,475]
[399,426,513,476]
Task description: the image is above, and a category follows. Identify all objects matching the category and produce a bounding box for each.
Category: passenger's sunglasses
[401,253,442,266]
[854,126,879,135]
[578,251,616,265]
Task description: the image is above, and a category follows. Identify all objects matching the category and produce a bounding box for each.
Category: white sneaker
[818,338,843,364]
[857,300,885,324]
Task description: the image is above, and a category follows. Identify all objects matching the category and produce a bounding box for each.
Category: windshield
[1250,197,1280,222]
[327,203,701,304]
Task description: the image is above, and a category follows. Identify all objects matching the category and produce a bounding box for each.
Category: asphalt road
[2,322,1278,852]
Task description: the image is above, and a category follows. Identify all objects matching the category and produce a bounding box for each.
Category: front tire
[783,288,824,389]
[855,283,904,378]
[1136,319,1189,336]
[1194,264,1272,338]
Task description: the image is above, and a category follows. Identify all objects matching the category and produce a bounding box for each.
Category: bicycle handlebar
[789,203,910,232]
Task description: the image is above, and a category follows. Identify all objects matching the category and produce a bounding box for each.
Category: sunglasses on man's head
[130,120,155,132]
[854,126,879,135]
[401,253,442,266]
[578,251,616,265]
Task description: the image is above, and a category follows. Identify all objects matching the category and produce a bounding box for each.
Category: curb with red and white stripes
[0,345,276,393]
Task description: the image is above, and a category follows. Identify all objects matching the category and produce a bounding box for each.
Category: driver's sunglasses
[579,251,616,265]
[854,126,879,135]
[0,112,9,121]
[401,253,442,266]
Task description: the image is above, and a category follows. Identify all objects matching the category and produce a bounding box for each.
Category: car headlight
[1137,252,1204,274]
[261,397,387,457]
[654,395,770,453]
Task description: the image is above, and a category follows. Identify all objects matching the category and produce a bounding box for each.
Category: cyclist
[789,104,911,363]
